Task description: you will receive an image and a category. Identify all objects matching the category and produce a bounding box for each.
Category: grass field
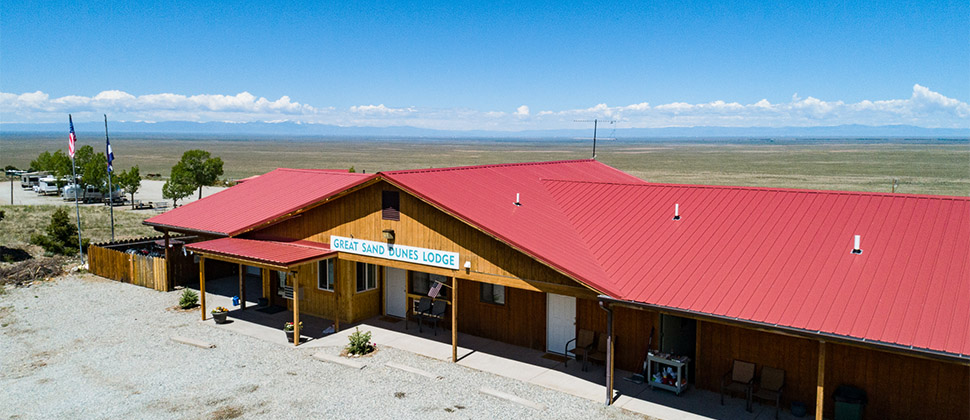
[3,134,967,196]
[0,204,158,252]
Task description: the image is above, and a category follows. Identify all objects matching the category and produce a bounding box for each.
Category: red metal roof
[383,160,645,296]
[145,168,375,236]
[186,237,335,267]
[542,180,970,358]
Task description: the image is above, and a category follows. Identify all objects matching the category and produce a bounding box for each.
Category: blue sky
[2,0,968,129]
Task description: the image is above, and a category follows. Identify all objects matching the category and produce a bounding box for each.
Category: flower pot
[285,330,295,343]
[212,311,228,324]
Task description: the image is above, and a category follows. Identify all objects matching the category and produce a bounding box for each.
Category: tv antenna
[574,119,616,159]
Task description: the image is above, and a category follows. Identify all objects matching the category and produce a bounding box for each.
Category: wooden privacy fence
[88,243,169,292]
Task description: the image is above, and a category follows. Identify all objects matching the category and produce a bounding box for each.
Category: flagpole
[69,114,83,261]
[104,114,115,241]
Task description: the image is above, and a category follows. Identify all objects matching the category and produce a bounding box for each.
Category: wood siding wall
[824,342,969,420]
[577,300,659,372]
[88,245,168,291]
[696,321,970,419]
[696,321,819,410]
[286,259,382,324]
[457,279,546,351]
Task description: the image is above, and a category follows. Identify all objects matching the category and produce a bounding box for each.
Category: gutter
[597,295,970,366]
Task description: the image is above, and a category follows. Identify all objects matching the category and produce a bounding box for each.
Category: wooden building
[143,161,969,419]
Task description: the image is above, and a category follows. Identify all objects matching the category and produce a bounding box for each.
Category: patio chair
[564,329,595,369]
[410,297,432,331]
[721,360,755,412]
[753,366,785,419]
[587,333,612,373]
[420,299,447,335]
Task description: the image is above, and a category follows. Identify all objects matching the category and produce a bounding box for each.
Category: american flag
[428,281,443,298]
[68,114,76,158]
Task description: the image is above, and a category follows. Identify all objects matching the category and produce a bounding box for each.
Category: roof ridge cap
[381,159,596,176]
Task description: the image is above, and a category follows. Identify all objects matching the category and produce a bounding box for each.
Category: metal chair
[408,297,432,331]
[721,360,756,412]
[564,329,595,369]
[420,300,447,335]
[753,366,785,419]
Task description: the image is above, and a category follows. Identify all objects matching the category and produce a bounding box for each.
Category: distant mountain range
[1,121,967,138]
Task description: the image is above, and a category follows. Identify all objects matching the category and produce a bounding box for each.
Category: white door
[385,267,407,318]
[546,293,576,354]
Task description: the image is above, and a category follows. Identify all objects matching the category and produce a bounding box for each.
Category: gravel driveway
[0,274,643,420]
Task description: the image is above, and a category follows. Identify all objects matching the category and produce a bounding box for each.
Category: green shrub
[179,289,199,309]
[29,208,87,256]
[345,327,375,356]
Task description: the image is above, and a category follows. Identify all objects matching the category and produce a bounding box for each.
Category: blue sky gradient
[2,0,968,129]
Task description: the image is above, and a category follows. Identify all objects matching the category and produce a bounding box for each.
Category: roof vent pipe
[673,203,680,221]
[851,235,863,254]
[514,193,521,206]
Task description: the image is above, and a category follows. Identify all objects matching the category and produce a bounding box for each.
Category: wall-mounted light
[382,229,395,240]
[463,260,471,269]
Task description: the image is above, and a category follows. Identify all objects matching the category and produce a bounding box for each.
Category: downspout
[599,300,614,405]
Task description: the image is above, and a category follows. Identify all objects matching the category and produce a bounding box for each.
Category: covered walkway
[192,286,800,420]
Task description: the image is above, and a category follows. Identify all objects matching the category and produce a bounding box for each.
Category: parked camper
[37,177,60,195]
[62,184,124,204]
[20,171,47,189]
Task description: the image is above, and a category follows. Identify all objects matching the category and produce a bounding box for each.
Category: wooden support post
[292,272,300,347]
[261,268,270,302]
[335,260,340,332]
[199,257,206,321]
[238,264,246,310]
[816,340,826,420]
[604,302,614,405]
[451,276,458,363]
[163,231,171,291]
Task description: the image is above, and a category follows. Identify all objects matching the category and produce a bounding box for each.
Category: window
[480,283,505,305]
[276,270,287,296]
[317,259,335,291]
[356,262,377,292]
[382,190,400,221]
[410,271,448,298]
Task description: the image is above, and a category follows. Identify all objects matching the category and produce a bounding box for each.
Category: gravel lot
[0,274,643,420]
[1,180,226,207]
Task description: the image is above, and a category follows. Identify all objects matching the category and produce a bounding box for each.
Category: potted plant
[211,306,229,324]
[283,321,303,343]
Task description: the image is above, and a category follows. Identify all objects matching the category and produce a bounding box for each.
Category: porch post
[334,260,340,332]
[163,230,171,291]
[261,268,270,301]
[238,264,246,310]
[604,302,614,405]
[292,272,300,347]
[199,257,206,321]
[816,340,826,420]
[451,276,458,363]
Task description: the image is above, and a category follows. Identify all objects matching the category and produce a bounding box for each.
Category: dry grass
[0,204,158,251]
[3,135,966,196]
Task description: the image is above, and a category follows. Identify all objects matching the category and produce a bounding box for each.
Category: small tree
[162,165,195,207]
[179,289,199,309]
[81,153,108,195]
[174,150,224,199]
[116,166,142,209]
[30,208,85,256]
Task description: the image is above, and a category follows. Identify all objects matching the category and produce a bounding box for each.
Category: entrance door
[661,314,697,383]
[546,293,576,354]
[385,267,407,318]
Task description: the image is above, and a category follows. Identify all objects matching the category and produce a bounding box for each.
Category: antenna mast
[574,119,616,159]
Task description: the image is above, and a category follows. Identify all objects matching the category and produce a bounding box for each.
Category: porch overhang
[185,237,336,271]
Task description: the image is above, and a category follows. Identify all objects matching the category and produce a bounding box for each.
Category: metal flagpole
[69,115,83,261]
[104,114,115,241]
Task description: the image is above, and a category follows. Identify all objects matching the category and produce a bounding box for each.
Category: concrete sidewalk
[198,291,795,420]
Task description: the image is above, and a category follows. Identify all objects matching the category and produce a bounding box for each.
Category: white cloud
[1,85,967,130]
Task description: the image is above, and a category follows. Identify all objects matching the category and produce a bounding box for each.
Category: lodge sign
[330,235,460,270]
